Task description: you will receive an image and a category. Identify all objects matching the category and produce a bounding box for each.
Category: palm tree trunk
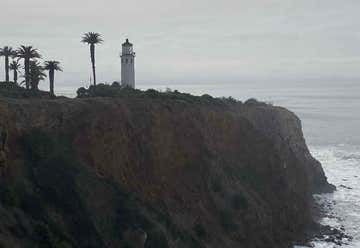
[49,70,55,97]
[24,59,30,89]
[90,44,96,86]
[5,56,9,82]
[13,70,17,84]
[32,80,39,90]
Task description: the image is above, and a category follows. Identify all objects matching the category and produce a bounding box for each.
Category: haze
[1,0,360,94]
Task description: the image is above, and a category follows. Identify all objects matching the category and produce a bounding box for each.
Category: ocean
[58,79,360,247]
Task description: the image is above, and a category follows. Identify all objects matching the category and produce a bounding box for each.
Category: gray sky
[1,0,360,93]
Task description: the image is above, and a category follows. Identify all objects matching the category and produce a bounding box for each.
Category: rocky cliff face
[233,101,335,194]
[0,97,333,248]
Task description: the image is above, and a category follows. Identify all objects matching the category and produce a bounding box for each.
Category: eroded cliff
[0,96,333,248]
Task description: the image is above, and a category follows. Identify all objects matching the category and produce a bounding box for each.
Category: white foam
[307,145,360,248]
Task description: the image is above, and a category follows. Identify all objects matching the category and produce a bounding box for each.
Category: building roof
[122,39,133,47]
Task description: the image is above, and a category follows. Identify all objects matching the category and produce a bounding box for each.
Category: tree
[81,32,103,86]
[9,60,21,84]
[17,46,41,89]
[44,61,62,97]
[0,46,16,82]
[28,61,46,90]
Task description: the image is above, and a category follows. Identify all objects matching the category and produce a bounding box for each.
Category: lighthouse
[121,39,135,88]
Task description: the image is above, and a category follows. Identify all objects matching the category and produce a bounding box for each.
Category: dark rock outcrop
[0,96,333,248]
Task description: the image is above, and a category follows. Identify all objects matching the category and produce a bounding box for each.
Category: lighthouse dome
[122,39,133,47]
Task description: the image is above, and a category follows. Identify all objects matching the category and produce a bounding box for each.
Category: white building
[120,39,135,88]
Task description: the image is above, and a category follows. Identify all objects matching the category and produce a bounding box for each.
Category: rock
[235,103,335,193]
[339,185,353,190]
[0,96,332,248]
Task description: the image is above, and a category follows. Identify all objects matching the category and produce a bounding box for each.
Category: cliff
[0,95,333,248]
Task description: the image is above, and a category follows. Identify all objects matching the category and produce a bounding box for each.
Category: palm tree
[44,61,62,97]
[9,60,21,84]
[28,61,46,90]
[17,46,41,89]
[0,46,16,82]
[81,32,103,86]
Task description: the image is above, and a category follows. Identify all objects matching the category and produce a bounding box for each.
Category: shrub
[20,191,45,219]
[145,89,161,98]
[193,223,206,239]
[74,84,242,108]
[244,98,267,106]
[23,129,55,162]
[22,129,101,246]
[220,96,239,104]
[145,230,169,248]
[211,179,223,193]
[33,222,73,248]
[219,210,239,232]
[223,166,264,192]
[76,87,87,98]
[112,81,121,87]
[0,82,50,98]
[53,241,73,248]
[231,193,248,210]
[0,184,19,207]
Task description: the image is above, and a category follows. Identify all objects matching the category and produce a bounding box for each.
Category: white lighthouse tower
[121,39,135,88]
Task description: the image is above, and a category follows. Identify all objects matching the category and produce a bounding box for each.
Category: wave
[307,145,360,248]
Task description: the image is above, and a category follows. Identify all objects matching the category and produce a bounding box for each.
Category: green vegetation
[231,193,248,210]
[1,44,61,97]
[0,82,50,98]
[244,98,267,106]
[1,33,245,105]
[1,129,205,247]
[76,83,241,106]
[44,61,62,97]
[219,209,239,232]
[145,230,169,248]
[0,184,19,207]
[193,223,207,239]
[81,32,103,86]
[28,61,46,90]
[211,177,224,193]
[0,46,17,82]
[17,46,42,89]
[9,60,21,84]
[223,166,265,192]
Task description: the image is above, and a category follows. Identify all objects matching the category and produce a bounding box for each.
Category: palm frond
[44,60,63,71]
[81,32,103,45]
[16,46,41,59]
[9,60,21,71]
[0,46,16,57]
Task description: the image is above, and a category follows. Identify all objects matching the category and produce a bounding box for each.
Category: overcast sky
[1,0,360,93]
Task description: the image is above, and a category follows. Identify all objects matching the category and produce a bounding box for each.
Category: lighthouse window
[130,59,133,63]
[126,58,129,64]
